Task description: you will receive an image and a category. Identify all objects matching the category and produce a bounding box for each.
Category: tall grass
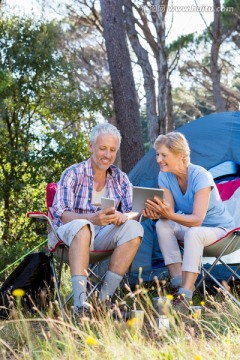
[0,285,240,360]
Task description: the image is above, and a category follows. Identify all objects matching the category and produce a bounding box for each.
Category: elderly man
[50,123,143,318]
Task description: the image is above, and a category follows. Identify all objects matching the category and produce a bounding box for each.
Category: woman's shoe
[172,294,191,315]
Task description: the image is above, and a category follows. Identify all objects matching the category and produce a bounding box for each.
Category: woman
[143,132,235,311]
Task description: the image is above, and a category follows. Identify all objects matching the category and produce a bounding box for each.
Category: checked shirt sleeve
[53,166,80,219]
[118,171,133,213]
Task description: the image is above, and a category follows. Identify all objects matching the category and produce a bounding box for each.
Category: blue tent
[129,111,240,188]
[128,111,240,285]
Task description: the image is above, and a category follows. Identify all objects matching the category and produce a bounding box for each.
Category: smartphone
[101,197,115,210]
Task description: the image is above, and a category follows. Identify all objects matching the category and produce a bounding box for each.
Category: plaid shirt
[52,158,133,228]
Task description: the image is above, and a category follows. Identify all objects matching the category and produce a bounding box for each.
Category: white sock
[99,270,123,302]
[71,275,87,310]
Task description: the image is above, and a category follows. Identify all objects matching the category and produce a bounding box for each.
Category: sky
[165,0,215,41]
[4,0,227,41]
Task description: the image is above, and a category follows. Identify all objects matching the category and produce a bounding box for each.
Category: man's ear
[88,140,93,153]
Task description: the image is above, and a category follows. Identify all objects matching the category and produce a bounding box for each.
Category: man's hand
[90,207,117,226]
[93,208,128,226]
[112,211,128,226]
[61,207,129,226]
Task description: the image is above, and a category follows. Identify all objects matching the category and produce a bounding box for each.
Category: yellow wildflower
[195,355,201,360]
[189,300,193,305]
[200,301,205,306]
[85,336,98,347]
[12,289,25,297]
[166,294,173,301]
[193,312,199,319]
[127,317,139,328]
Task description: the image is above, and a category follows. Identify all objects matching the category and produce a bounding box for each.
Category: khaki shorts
[56,219,144,251]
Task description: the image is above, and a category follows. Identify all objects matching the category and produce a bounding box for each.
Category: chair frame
[193,178,240,306]
[27,181,135,316]
[196,229,240,306]
[27,211,117,314]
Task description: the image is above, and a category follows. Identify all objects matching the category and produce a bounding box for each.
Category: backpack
[0,251,54,319]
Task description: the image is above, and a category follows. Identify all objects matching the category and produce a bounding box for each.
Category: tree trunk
[167,77,174,131]
[210,0,227,112]
[100,0,145,173]
[124,0,158,146]
[152,0,173,134]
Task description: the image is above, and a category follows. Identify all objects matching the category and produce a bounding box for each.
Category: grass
[1,279,240,360]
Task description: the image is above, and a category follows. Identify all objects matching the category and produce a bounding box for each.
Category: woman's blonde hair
[154,132,190,166]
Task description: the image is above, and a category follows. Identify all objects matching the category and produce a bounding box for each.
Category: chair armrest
[27,211,61,244]
[27,212,49,221]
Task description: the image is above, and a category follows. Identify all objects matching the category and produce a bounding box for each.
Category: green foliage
[222,0,240,29]
[172,85,214,129]
[0,15,107,275]
[168,33,195,54]
[196,0,240,45]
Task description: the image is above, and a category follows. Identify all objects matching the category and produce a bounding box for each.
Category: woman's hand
[145,197,174,220]
[142,207,160,220]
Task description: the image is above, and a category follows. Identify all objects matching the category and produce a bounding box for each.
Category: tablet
[132,186,164,213]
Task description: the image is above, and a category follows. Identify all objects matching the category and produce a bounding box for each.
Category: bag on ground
[0,252,54,319]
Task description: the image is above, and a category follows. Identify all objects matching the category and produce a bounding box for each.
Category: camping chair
[27,182,125,315]
[196,178,240,306]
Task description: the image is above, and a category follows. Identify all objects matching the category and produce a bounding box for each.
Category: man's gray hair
[90,123,122,148]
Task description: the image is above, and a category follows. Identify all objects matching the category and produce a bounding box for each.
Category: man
[49,123,143,317]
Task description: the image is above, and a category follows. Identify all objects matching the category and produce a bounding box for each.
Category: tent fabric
[216,178,240,202]
[128,112,240,188]
[129,219,166,285]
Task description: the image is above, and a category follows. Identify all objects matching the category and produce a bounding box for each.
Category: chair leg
[201,266,240,306]
[197,234,238,290]
[125,264,132,289]
[200,260,207,299]
[49,252,65,319]
[87,265,108,299]
[220,260,240,283]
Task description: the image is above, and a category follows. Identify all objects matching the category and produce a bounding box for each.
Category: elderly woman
[143,132,235,310]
